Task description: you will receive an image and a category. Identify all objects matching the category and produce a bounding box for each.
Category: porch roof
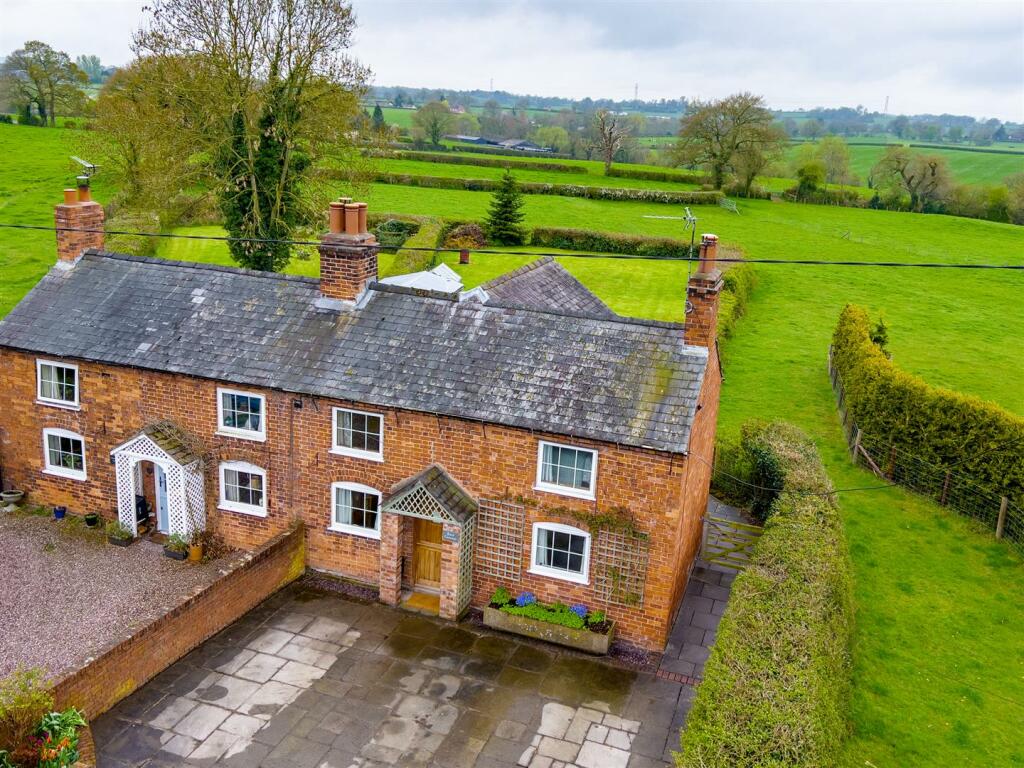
[384,464,477,524]
[112,420,199,466]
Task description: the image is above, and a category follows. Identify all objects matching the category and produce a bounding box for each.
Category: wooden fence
[829,349,1023,555]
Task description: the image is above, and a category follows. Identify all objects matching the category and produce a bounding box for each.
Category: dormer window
[217,388,266,441]
[37,359,79,408]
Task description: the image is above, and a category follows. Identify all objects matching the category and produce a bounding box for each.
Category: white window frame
[529,522,591,585]
[328,481,382,540]
[534,440,598,500]
[42,428,87,481]
[330,407,384,462]
[216,387,267,442]
[36,359,80,409]
[218,461,268,517]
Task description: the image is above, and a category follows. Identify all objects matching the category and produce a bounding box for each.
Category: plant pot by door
[163,546,187,561]
[53,506,66,520]
[84,513,99,528]
[108,535,132,547]
[188,543,203,562]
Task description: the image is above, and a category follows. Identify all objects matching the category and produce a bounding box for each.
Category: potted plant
[106,520,133,547]
[163,533,189,560]
[187,531,204,563]
[0,489,24,505]
[53,506,67,521]
[84,512,100,528]
[482,588,616,655]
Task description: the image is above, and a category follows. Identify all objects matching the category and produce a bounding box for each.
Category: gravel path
[0,511,227,680]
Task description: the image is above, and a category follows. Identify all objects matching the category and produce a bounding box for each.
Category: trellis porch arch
[379,464,477,619]
[110,421,206,538]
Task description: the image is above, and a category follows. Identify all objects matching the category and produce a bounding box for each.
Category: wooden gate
[702,515,761,571]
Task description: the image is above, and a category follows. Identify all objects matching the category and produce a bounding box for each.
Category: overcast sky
[2,0,1022,120]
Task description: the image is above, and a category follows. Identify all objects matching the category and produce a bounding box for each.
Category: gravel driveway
[0,511,226,681]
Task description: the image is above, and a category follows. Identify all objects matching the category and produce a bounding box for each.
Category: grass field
[3,121,1024,766]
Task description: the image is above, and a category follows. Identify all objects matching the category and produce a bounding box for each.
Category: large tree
[412,100,454,145]
[673,92,786,189]
[591,109,632,174]
[75,55,104,84]
[101,0,367,270]
[816,135,854,187]
[870,146,952,211]
[0,41,87,125]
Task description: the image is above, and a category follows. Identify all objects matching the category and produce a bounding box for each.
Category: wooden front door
[413,518,443,590]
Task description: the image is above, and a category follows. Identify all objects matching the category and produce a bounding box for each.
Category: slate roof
[385,464,478,523]
[481,257,616,318]
[142,421,199,466]
[0,250,708,453]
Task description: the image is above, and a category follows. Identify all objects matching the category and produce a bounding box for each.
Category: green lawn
[3,121,1024,766]
[785,142,1024,186]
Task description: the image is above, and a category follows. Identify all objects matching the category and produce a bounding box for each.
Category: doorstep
[400,590,440,616]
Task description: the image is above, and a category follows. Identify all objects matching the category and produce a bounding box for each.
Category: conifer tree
[372,103,385,132]
[485,170,526,245]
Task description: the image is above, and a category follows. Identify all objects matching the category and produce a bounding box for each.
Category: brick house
[0,185,725,651]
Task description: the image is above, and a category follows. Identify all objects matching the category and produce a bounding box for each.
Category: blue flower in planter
[515,591,537,607]
[569,604,588,619]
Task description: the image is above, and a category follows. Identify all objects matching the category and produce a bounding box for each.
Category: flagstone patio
[91,582,691,767]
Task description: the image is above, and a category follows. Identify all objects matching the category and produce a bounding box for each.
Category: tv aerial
[71,156,98,178]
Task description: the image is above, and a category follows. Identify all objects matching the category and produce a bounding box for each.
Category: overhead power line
[1,222,1023,271]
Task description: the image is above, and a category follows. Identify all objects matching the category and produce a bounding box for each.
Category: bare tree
[673,92,785,189]
[0,41,87,125]
[591,109,632,174]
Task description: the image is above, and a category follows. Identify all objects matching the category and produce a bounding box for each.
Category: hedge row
[678,422,854,768]
[908,143,1024,156]
[372,173,723,204]
[605,166,708,185]
[831,305,1024,501]
[371,150,587,174]
[449,144,573,160]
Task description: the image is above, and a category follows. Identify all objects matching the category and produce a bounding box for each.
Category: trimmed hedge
[449,144,573,160]
[606,166,709,185]
[371,150,587,175]
[530,227,692,258]
[678,422,854,768]
[831,305,1024,502]
[372,173,723,204]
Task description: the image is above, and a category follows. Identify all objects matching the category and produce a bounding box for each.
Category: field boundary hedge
[678,422,854,768]
[370,150,587,174]
[606,166,709,185]
[371,173,723,204]
[831,305,1024,502]
[449,144,573,159]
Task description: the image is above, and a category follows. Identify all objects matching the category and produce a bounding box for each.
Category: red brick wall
[0,348,715,650]
[52,525,305,718]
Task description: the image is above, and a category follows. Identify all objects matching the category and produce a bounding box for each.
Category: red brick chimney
[318,199,378,303]
[55,176,104,262]
[685,234,724,347]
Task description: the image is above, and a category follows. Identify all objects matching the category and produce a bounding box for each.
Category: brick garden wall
[51,524,305,718]
[0,347,713,650]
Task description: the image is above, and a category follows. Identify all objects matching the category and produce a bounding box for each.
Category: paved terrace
[93,582,691,768]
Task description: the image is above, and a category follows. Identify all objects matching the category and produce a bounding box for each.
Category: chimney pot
[328,202,345,234]
[63,189,77,205]
[76,176,92,203]
[343,203,360,235]
[356,202,368,234]
[698,233,718,274]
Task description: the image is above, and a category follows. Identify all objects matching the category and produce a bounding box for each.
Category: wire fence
[829,349,1023,555]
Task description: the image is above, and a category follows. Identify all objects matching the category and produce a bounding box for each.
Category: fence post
[996,496,1008,539]
[940,471,951,506]
[459,249,470,265]
[851,427,862,462]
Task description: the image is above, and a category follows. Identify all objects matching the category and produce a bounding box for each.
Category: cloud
[1,0,1021,120]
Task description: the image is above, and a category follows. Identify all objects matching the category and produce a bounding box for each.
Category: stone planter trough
[483,606,614,655]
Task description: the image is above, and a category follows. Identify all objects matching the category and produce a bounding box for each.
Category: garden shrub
[373,218,420,251]
[104,209,161,257]
[831,305,1024,503]
[0,667,54,756]
[678,422,854,768]
[372,173,723,205]
[717,263,756,341]
[393,217,443,273]
[443,223,487,249]
[502,602,586,629]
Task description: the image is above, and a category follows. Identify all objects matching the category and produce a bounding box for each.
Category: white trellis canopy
[110,421,206,538]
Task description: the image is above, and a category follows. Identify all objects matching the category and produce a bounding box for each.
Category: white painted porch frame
[110,433,205,538]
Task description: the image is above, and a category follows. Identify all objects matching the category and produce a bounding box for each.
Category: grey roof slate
[0,250,708,453]
[481,256,616,318]
[141,421,199,466]
[385,464,478,523]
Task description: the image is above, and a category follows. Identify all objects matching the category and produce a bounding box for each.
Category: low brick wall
[53,524,305,718]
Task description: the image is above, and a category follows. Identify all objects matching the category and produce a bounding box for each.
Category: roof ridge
[82,249,321,285]
[368,281,460,302]
[480,297,691,334]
